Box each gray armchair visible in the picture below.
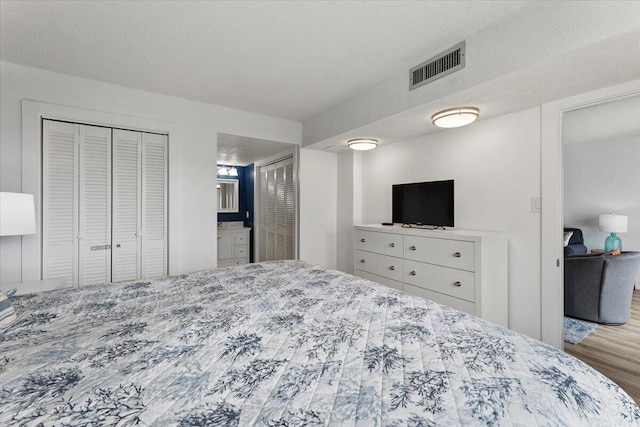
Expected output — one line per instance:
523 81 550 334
564 251 640 325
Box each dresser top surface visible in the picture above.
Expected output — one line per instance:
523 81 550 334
355 224 506 241
218 227 252 233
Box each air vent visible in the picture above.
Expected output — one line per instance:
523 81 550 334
409 41 465 91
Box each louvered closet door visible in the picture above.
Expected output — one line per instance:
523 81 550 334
141 132 168 278
78 125 112 286
112 129 142 282
257 156 295 261
43 120 79 286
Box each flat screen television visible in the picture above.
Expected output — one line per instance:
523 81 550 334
392 180 454 227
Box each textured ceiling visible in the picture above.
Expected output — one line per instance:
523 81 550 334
0 0 530 122
217 133 296 166
563 95 640 145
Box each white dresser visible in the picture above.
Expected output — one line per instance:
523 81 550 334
217 224 251 268
354 224 508 327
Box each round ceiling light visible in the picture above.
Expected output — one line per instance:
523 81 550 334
432 107 479 128
347 138 378 151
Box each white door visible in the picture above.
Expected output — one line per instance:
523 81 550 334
257 156 295 261
78 125 112 286
141 132 168 278
42 120 79 286
112 129 142 282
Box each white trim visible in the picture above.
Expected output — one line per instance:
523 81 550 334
540 79 640 348
21 99 181 281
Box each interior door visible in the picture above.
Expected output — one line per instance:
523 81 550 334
42 120 79 287
141 132 168 278
257 155 295 261
78 124 112 286
112 129 142 282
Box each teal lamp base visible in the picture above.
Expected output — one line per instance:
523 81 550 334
604 232 622 252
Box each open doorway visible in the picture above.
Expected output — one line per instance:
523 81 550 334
540 82 640 406
216 133 299 266
561 95 640 404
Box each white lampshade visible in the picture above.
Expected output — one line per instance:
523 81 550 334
0 192 37 236
599 214 628 233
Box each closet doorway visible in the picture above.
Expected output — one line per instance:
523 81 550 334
216 133 299 264
42 119 168 287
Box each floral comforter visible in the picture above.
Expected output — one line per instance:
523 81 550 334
1 261 638 426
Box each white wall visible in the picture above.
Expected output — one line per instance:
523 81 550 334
351 107 542 338
564 136 640 255
299 149 338 269
0 61 302 285
336 151 355 273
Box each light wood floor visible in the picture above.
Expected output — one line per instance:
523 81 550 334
564 289 640 405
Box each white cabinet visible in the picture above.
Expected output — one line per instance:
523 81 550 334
354 225 508 327
218 227 251 267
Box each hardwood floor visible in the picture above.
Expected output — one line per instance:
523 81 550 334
564 289 640 405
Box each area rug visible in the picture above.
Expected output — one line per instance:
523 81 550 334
564 316 598 344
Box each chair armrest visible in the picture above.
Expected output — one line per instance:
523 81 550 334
564 244 587 256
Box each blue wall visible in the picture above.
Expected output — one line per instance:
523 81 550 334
218 164 255 262
217 165 253 223
244 164 255 228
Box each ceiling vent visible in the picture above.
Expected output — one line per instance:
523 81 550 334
409 41 465 91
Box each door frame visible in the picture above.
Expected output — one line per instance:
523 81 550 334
540 79 640 348
253 145 300 262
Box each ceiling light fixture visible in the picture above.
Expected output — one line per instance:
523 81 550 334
347 138 378 151
432 107 479 128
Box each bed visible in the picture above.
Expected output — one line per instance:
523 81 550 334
1 261 638 426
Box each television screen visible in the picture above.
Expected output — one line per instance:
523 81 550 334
392 180 454 227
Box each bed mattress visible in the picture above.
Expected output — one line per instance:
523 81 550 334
1 261 638 426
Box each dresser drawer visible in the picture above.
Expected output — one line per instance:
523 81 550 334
404 259 475 302
404 284 475 316
355 250 404 282
355 270 404 291
404 236 475 272
355 230 403 257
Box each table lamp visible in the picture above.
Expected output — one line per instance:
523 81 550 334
0 192 36 236
599 213 628 252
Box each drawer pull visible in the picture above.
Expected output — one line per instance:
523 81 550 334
360 259 366 263
389 266 395 271
453 281 462 287
410 271 416 276
360 238 366 243
409 245 416 251
453 252 462 258
389 242 395 248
